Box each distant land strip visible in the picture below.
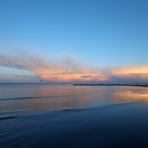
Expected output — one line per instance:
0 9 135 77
73 84 148 87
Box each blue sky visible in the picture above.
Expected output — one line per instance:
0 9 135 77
0 0 148 82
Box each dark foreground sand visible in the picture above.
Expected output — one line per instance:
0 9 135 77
1 102 148 148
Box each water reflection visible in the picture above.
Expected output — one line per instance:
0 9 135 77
0 84 148 114
113 87 148 102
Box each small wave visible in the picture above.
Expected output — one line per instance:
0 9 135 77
0 94 78 101
0 116 17 121
0 96 52 101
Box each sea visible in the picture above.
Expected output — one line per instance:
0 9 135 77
1 84 148 148
0 83 147 115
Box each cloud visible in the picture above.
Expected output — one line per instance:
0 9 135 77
0 53 107 82
107 65 148 83
109 65 148 76
0 52 148 83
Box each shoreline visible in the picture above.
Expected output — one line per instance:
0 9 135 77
0 83 148 87
73 83 148 87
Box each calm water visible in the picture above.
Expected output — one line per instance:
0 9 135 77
1 84 148 148
0 83 148 114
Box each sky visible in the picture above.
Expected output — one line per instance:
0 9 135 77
0 0 148 83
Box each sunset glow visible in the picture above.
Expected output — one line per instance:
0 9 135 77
0 52 148 82
0 0 147 83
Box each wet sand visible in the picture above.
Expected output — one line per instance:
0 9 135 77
1 102 148 148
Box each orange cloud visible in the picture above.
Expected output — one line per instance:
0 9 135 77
109 65 148 77
0 53 108 82
0 52 148 83
32 67 108 82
